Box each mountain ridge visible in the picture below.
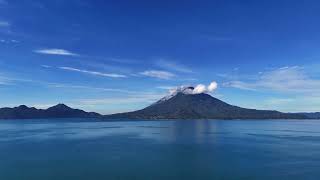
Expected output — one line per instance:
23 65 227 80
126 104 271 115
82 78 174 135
0 93 317 120
105 92 309 120
0 104 101 119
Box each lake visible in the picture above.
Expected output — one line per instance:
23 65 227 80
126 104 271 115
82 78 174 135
0 119 320 180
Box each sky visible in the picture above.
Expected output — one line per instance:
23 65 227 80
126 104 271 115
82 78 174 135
1 0 320 114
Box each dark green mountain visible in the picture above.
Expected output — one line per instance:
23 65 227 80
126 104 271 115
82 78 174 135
106 91 307 120
0 104 101 119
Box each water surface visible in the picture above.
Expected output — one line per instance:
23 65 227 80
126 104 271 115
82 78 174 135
1 119 320 180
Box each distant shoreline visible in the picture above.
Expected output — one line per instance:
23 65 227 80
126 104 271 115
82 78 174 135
1 93 319 120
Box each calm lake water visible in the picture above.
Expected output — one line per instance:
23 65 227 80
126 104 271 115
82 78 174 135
0 119 320 180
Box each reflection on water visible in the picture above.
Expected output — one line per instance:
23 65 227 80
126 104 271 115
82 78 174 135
0 120 226 143
0 119 320 180
2 119 319 143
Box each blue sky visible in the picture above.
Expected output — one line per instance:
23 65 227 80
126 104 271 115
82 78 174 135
1 0 320 114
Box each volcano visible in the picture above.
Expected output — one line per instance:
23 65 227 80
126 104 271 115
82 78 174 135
106 88 306 120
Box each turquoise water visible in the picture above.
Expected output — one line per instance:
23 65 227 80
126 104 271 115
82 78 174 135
1 119 320 180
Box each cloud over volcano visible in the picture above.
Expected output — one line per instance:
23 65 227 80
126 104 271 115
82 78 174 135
169 81 218 95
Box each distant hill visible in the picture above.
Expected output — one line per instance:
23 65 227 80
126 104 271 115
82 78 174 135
0 104 101 119
0 90 314 120
300 112 320 119
106 87 308 120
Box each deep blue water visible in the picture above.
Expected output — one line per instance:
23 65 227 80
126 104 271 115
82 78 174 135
1 119 320 180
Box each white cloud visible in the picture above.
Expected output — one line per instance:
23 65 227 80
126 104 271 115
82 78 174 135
140 70 175 80
193 84 207 94
208 81 218 91
0 75 13 85
0 21 9 27
192 81 218 94
105 57 139 64
34 49 79 56
265 98 295 105
167 81 218 95
41 65 51 68
155 59 193 73
59 66 126 78
0 39 19 44
257 97 320 113
224 66 320 94
0 80 10 85
49 83 135 94
223 81 257 91
223 66 320 112
0 74 132 93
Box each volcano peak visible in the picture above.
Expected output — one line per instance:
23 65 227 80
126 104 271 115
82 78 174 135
106 92 306 119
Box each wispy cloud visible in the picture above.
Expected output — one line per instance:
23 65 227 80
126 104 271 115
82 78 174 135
0 74 135 94
34 49 79 56
255 96 320 113
0 74 13 85
41 65 51 68
265 98 295 105
157 86 177 90
59 66 127 78
0 21 9 27
78 59 135 74
0 39 19 44
224 66 320 94
0 79 11 85
77 92 165 106
140 70 175 80
81 55 140 65
155 59 193 73
223 81 258 91
49 83 135 94
104 57 139 64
